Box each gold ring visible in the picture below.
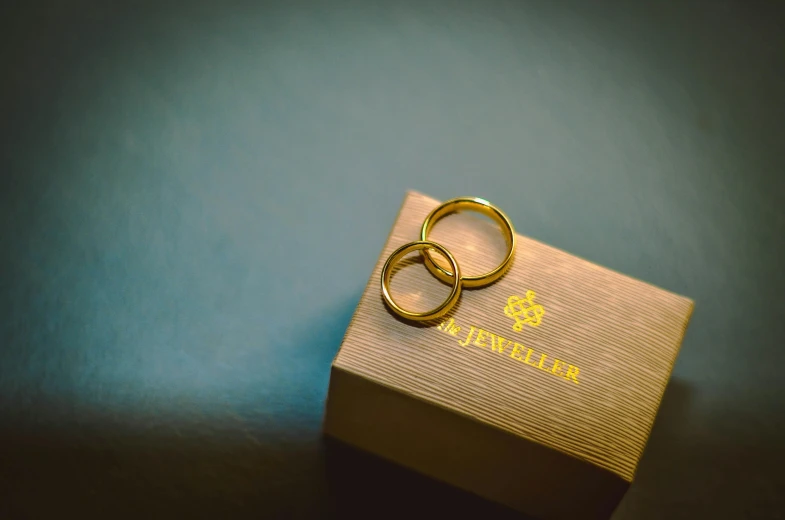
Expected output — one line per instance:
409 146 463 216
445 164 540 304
381 241 462 321
420 197 515 288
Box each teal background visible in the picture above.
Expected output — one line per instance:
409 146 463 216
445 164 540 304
1 1 783 518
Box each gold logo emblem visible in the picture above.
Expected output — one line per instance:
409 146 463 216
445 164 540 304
504 291 545 332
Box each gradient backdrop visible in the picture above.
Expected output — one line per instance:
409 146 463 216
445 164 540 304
1 1 783 518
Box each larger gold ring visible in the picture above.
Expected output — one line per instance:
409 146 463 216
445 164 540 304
420 197 515 288
381 241 462 321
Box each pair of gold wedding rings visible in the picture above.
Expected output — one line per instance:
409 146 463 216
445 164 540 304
381 197 516 322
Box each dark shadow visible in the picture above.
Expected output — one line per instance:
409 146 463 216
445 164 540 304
0 426 329 518
323 437 530 520
646 377 695 436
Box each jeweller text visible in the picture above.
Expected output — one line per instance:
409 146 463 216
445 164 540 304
436 317 580 384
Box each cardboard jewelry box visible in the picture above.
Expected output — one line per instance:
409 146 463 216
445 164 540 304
323 191 694 519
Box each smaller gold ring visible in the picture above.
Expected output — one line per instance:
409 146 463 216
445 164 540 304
420 197 515 288
381 241 462 322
